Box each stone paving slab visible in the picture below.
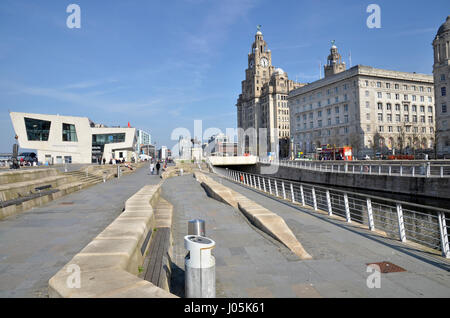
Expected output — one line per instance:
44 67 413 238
166 173 450 298
0 163 161 298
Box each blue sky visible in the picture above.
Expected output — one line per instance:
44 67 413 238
0 0 448 152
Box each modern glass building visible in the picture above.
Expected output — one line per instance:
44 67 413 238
10 112 138 164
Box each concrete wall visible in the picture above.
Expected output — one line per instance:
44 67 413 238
233 163 450 200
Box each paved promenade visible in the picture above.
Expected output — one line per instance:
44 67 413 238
166 173 450 298
0 164 160 297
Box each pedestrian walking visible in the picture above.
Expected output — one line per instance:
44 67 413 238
150 162 155 175
156 161 161 175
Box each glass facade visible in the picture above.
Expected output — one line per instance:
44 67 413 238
91 133 126 163
62 123 78 142
25 117 51 141
92 133 126 145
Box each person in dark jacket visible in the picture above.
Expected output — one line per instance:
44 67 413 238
156 161 161 175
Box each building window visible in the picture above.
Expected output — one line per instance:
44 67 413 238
443 103 448 113
386 103 392 110
379 126 384 132
92 133 126 145
395 104 400 111
441 86 446 96
377 92 382 98
366 113 370 120
428 106 433 113
377 103 383 110
344 104 348 112
404 105 409 112
24 117 51 141
412 105 417 112
62 123 78 142
378 113 383 122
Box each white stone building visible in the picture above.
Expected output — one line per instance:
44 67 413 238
289 44 435 158
433 16 450 157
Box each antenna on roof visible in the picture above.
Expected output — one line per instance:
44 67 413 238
319 61 322 79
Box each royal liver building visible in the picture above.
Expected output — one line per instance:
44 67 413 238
236 27 304 158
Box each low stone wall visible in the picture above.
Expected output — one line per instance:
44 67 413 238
0 168 60 185
194 172 312 260
48 183 177 298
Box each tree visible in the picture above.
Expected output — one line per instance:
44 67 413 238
349 131 362 158
372 132 382 157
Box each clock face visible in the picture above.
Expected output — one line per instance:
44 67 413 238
260 57 269 68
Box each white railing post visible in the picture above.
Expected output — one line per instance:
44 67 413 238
369 165 372 174
389 166 392 176
438 212 450 258
352 165 355 173
275 180 279 197
268 179 272 195
367 198 375 231
378 165 381 175
344 193 351 223
263 177 267 193
441 166 444 178
300 185 305 206
282 181 286 200
412 166 415 177
253 175 257 188
326 190 332 216
290 183 295 203
258 176 262 191
312 187 318 211
426 162 431 178
400 166 403 176
396 203 407 242
345 163 348 173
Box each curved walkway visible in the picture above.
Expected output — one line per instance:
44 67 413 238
167 173 450 298
0 164 160 297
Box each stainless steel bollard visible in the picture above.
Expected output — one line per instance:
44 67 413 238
188 219 205 237
117 165 121 179
184 235 216 298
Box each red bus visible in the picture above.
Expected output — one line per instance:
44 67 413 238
317 146 353 161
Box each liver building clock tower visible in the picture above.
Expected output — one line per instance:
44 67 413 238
236 26 304 157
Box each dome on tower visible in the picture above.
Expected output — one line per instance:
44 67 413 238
274 68 285 75
436 16 450 37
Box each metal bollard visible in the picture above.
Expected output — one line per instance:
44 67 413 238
117 165 121 179
188 219 206 237
184 235 216 298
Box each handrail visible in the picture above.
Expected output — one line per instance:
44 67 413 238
258 158 450 178
214 167 450 259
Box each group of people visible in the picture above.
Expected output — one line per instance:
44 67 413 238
149 161 161 175
149 160 169 176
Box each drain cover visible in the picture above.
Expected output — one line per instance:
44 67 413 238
367 262 406 273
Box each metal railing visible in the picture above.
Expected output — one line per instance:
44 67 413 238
212 166 450 259
258 158 450 178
